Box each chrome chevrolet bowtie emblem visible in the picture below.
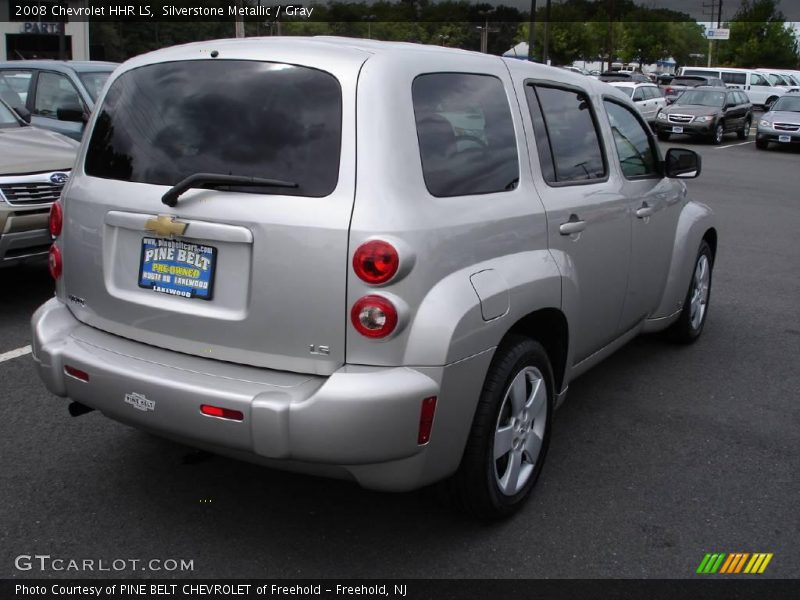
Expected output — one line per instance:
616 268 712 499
144 214 188 237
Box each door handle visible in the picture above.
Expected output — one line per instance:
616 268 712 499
636 203 656 219
559 216 587 235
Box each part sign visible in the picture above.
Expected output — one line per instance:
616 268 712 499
138 237 217 300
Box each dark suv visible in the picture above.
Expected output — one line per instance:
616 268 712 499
655 87 753 144
664 75 725 104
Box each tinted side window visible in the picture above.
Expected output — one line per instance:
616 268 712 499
604 101 659 179
525 85 606 184
721 72 746 85
413 73 519 197
34 72 82 117
85 60 342 197
749 73 768 86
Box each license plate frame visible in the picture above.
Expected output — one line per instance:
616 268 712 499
779 134 791 143
138 237 217 301
672 126 684 134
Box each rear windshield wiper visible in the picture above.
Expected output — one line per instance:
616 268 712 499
162 173 299 207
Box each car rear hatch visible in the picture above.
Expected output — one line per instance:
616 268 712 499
59 44 366 376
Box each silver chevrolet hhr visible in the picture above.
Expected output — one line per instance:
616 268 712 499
32 37 716 519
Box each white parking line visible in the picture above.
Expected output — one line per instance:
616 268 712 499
0 345 32 364
714 141 754 150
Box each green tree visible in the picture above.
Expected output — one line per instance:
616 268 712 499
717 0 799 67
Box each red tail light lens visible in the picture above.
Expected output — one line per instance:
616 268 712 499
48 243 62 280
666 86 673 95
351 295 398 338
418 396 437 444
48 200 63 238
353 240 399 284
200 404 244 421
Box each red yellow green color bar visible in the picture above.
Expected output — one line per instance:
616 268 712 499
697 553 773 574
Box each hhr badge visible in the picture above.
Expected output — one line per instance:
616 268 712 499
125 392 155 412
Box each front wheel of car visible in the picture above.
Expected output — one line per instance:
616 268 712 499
737 119 751 140
668 240 714 344
712 123 724 145
756 139 769 150
444 335 553 520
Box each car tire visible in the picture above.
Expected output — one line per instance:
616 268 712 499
755 139 769 150
657 132 670 141
668 240 714 344
711 123 724 145
443 335 553 520
737 119 751 140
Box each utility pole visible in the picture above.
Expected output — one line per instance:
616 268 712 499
477 9 498 54
527 0 537 61
702 0 721 67
234 0 245 38
542 0 552 65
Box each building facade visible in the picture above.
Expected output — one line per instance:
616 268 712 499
1 1 90 61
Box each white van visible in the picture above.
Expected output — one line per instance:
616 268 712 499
679 67 786 108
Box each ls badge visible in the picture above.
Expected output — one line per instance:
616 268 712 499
125 392 155 412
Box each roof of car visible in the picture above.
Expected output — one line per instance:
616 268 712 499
0 60 118 72
608 81 654 88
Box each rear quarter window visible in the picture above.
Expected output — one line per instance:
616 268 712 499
412 73 519 197
85 60 342 197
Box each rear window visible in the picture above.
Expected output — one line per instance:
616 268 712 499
85 60 342 197
412 73 519 197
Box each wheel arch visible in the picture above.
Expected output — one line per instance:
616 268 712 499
499 308 569 395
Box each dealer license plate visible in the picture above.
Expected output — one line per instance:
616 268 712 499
779 135 791 143
672 126 684 134
138 237 217 300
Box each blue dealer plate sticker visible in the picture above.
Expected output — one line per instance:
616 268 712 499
138 237 217 300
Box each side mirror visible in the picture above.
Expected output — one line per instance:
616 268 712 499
57 104 86 123
665 148 701 179
13 106 31 123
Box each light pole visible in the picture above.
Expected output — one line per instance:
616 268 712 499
439 34 450 47
527 0 537 61
362 14 377 39
477 8 497 54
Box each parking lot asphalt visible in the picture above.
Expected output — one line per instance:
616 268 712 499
1 137 798 580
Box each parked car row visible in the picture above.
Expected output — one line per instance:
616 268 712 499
679 67 797 109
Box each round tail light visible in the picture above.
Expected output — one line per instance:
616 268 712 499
49 200 63 238
48 243 62 280
353 240 399 285
351 295 398 338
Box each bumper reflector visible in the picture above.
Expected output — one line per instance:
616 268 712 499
417 396 437 445
200 404 244 421
64 365 89 382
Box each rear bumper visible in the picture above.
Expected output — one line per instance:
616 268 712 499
32 298 489 491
